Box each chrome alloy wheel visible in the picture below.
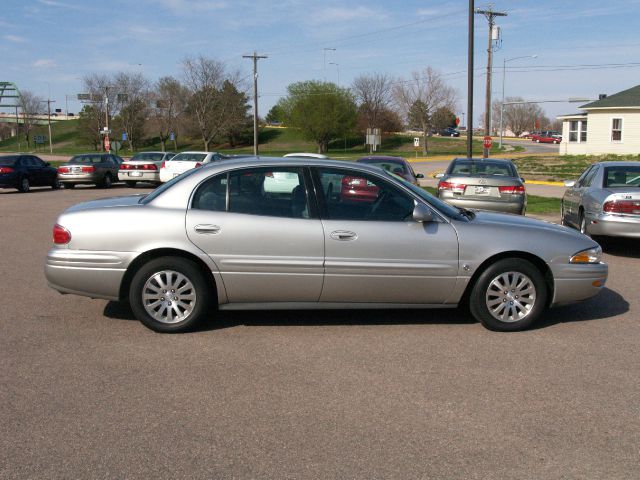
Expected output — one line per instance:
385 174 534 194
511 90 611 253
142 270 197 324
485 271 537 323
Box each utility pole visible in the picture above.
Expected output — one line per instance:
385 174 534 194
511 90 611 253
243 51 268 156
47 98 55 154
323 48 336 81
476 5 507 157
466 0 475 158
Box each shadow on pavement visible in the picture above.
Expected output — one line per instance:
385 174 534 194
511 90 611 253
104 287 626 332
599 237 640 259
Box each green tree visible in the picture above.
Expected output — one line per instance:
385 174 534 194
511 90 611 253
431 107 457 131
280 81 357 153
265 104 285 125
76 104 102 151
219 80 251 147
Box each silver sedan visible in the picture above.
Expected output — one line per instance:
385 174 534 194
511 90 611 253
45 157 607 333
562 161 640 238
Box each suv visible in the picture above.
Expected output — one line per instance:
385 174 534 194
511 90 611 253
58 153 123 189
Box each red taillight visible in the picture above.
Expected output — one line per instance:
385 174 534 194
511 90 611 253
58 166 70 174
80 166 95 173
603 200 640 215
498 185 526 195
143 163 157 170
160 160 166 169
120 163 131 170
53 224 71 245
342 176 366 187
195 162 203 168
0 166 14 174
264 172 274 177
438 181 465 194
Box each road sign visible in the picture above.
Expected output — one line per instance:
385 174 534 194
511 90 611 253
111 141 121 153
455 117 460 126
413 137 420 147
483 136 492 149
122 132 127 141
34 135 46 144
104 136 111 152
169 132 175 141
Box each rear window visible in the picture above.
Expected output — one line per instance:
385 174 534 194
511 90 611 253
170 153 207 162
358 158 406 174
0 156 18 166
131 153 165 162
448 160 515 176
603 166 640 188
69 155 103 164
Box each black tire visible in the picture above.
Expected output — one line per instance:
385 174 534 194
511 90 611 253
18 176 30 193
51 178 61 190
469 258 547 332
125 181 137 188
129 256 213 333
100 173 112 189
62 183 75 189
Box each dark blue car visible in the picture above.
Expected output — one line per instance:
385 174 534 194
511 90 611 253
0 154 60 193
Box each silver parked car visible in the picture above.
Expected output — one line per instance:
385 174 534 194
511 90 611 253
437 158 527 215
45 157 607 333
118 151 175 187
562 161 640 238
57 153 123 189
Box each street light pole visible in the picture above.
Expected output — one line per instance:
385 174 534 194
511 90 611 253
323 48 336 81
329 62 340 85
466 0 474 159
499 55 537 149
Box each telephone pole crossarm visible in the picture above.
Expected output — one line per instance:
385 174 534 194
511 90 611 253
242 51 268 156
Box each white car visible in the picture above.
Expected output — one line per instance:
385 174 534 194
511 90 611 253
118 151 175 187
159 151 224 183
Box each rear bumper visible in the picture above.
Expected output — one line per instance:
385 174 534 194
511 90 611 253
118 171 160 183
587 213 640 238
439 195 525 215
550 262 608 306
58 173 100 184
44 248 135 301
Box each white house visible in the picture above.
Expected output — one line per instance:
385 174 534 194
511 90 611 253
558 85 640 155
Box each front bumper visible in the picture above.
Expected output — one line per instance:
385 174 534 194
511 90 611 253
587 213 640 238
550 262 608 306
45 248 136 301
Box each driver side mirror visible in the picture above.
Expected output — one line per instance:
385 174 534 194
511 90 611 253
564 180 576 188
435 173 444 179
415 173 424 179
412 202 434 223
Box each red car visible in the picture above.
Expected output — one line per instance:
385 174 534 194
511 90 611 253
340 175 380 202
536 134 561 144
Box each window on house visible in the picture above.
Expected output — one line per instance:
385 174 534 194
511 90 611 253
580 121 587 142
569 121 579 142
611 118 623 142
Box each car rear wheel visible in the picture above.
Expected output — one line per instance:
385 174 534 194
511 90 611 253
125 181 137 188
51 178 61 190
129 256 213 333
469 258 547 332
18 177 30 193
101 173 112 189
62 183 75 189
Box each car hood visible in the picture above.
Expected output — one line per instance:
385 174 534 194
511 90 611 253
469 210 577 235
65 194 146 213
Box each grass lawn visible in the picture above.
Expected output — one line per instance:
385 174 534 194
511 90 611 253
514 154 640 182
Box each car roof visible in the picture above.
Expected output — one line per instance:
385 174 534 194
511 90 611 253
595 161 640 167
173 151 216 155
452 157 514 163
357 156 406 162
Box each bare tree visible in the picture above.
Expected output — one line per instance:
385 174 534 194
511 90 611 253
491 97 548 136
149 76 189 151
112 72 150 151
18 90 44 147
393 67 456 155
352 73 394 131
182 55 245 151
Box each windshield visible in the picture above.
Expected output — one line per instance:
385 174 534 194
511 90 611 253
385 171 465 219
170 153 207 162
140 167 200 204
131 152 165 162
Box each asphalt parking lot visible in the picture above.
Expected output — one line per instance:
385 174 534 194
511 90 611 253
2 185 639 479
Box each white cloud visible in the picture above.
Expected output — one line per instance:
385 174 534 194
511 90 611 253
3 35 26 43
33 58 57 68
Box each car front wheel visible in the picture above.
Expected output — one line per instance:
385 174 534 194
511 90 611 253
129 256 213 333
469 258 547 332
18 177 30 193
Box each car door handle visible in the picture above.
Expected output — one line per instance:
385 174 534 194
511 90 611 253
330 230 357 241
194 224 221 234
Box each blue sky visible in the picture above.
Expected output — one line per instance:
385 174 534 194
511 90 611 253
2 0 640 125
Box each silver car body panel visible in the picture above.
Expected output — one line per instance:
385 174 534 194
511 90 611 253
45 157 607 314
562 161 640 238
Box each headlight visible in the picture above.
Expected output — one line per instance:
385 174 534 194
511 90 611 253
570 246 602 264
